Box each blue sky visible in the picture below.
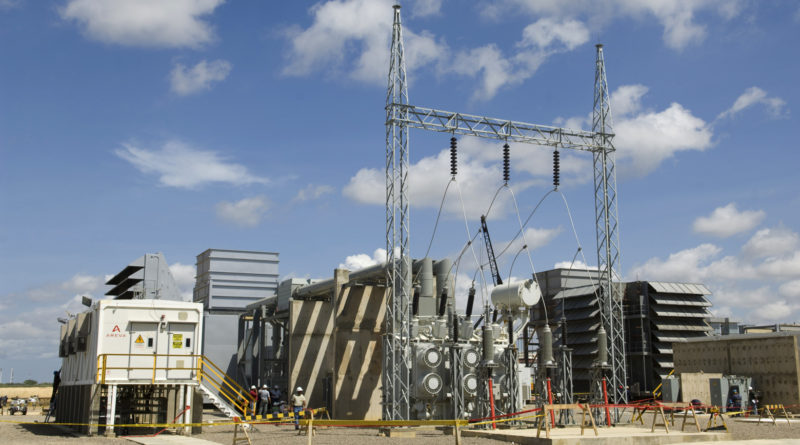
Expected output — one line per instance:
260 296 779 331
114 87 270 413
1 0 798 382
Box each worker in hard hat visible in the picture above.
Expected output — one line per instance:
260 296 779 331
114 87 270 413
258 384 271 416
249 385 258 416
291 387 307 430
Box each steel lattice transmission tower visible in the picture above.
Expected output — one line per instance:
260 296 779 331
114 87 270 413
592 44 627 410
384 6 626 419
384 4 412 421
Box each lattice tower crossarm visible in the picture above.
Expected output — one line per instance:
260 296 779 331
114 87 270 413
384 3 411 421
591 43 627 412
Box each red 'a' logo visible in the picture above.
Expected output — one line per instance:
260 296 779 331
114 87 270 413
112 325 121 333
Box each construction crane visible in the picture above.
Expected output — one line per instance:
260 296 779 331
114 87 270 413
480 215 503 287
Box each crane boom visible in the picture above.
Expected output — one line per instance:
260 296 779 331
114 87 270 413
480 215 503 286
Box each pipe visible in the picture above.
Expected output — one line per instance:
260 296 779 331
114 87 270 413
419 258 434 298
412 288 420 316
294 258 426 298
547 377 554 428
434 258 452 311
482 325 494 366
602 377 611 426
488 377 497 430
539 325 554 367
597 326 608 367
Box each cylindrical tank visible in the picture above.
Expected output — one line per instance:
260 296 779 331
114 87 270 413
482 325 495 366
597 325 608 366
491 279 541 309
434 258 452 308
539 325 554 366
420 258 434 298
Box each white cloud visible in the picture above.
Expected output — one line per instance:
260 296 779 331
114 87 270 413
169 262 196 301
216 196 269 227
553 260 597 270
0 0 20 10
170 59 232 96
344 138 543 218
556 84 713 176
59 0 224 48
518 18 589 51
692 203 765 238
628 243 721 283
339 248 387 270
294 184 334 201
115 140 268 189
282 0 445 84
485 0 741 50
779 280 800 298
614 102 713 175
742 227 799 259
718 86 787 119
610 84 648 117
411 0 443 17
497 227 563 261
26 273 105 303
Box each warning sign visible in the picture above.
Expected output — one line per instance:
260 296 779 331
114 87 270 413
135 335 144 344
172 334 183 349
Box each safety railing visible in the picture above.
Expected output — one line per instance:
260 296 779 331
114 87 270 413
652 369 675 399
95 353 254 416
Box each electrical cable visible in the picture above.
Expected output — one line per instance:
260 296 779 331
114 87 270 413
425 179 455 259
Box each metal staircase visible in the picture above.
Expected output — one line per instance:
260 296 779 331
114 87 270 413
197 355 253 419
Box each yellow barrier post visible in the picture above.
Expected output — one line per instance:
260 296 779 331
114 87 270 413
102 355 108 384
307 410 314 445
453 418 462 445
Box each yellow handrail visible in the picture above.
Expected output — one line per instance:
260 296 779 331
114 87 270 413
95 353 255 416
653 369 675 399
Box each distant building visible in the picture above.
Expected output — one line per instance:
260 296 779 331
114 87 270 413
531 269 713 395
674 332 800 407
741 323 800 334
708 317 743 336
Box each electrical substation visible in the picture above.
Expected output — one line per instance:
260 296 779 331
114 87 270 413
44 4 800 443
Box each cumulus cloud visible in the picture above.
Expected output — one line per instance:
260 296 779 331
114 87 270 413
169 262 196 301
339 248 387 270
294 184 334 201
692 203 765 238
170 59 232 96
718 86 787 119
779 280 800 298
483 0 741 50
411 0 443 17
553 260 597 270
518 18 589 51
216 196 269 227
26 273 105 303
449 17 589 101
497 227 563 262
282 0 446 84
742 227 799 259
628 243 722 283
344 137 591 218
555 84 713 177
115 140 268 189
59 0 224 48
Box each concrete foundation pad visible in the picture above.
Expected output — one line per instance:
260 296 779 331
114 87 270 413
380 428 417 438
462 426 731 445
126 435 222 445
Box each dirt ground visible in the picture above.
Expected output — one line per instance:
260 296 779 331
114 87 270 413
1 409 800 444
0 387 53 399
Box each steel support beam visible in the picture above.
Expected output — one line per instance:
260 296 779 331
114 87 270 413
592 44 627 415
383 6 624 421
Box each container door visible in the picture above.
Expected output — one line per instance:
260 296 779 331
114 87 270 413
167 323 195 380
128 322 158 380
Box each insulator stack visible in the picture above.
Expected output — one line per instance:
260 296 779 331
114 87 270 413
553 149 560 189
450 137 457 176
503 143 510 183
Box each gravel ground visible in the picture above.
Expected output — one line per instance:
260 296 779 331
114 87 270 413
2 410 800 444
628 411 800 441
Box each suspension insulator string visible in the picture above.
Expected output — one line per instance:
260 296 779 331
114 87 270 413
503 143 510 184
450 136 458 177
553 148 560 190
